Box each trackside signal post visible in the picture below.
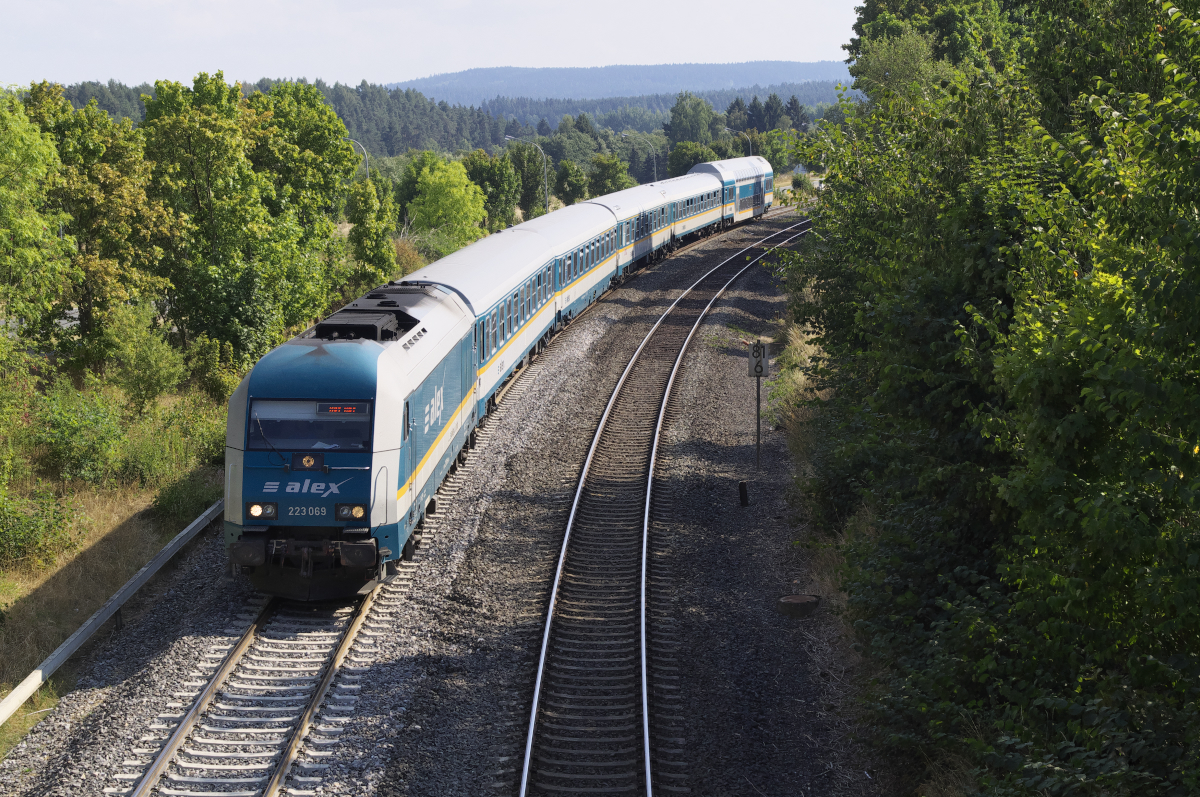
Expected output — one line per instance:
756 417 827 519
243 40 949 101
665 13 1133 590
749 341 769 467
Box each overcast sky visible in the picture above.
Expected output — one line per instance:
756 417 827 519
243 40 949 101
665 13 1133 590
2 0 859 87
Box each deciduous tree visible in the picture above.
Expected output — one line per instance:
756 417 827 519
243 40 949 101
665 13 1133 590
554 159 589 205
667 141 718 177
22 82 173 366
461 149 520 231
588 154 635 197
663 91 715 145
346 177 397 283
245 81 358 233
507 141 549 218
142 71 333 359
0 90 71 325
406 160 486 255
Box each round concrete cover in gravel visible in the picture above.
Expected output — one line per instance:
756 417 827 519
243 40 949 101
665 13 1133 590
776 594 820 618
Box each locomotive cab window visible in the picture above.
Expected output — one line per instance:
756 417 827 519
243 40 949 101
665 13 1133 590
248 400 372 452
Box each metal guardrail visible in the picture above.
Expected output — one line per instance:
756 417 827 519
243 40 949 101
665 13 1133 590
0 499 225 728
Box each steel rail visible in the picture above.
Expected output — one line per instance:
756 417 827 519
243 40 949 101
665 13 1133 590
130 597 278 797
639 223 811 792
518 217 811 796
262 583 382 796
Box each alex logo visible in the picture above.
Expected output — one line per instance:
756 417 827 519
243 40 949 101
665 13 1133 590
263 478 351 498
423 385 443 434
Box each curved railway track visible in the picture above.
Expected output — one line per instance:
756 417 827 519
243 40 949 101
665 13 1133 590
519 218 812 796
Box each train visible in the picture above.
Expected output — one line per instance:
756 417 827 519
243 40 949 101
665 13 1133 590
223 156 774 599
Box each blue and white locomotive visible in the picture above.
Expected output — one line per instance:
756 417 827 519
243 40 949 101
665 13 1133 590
223 156 773 599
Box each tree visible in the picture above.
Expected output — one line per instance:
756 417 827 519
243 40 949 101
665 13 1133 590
106 302 185 413
346 178 397 284
746 96 766 132
667 141 718 177
22 82 173 366
461 149 520 231
543 131 597 170
757 129 794 173
588 154 635 197
663 91 715 145
848 24 955 99
245 81 358 232
142 72 333 359
508 141 549 218
554 160 589 205
763 93 786 131
536 118 552 136
574 113 595 137
725 97 748 131
784 95 810 130
406 160 486 255
395 150 443 221
0 90 71 325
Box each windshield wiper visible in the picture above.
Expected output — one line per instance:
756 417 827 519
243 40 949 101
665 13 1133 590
255 415 288 466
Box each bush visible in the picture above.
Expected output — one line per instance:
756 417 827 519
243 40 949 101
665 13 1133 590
393 237 426 277
107 304 186 413
187 335 241 403
0 488 72 570
151 467 223 529
36 379 126 483
119 393 225 486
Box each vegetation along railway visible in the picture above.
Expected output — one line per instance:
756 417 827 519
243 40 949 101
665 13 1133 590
12 157 805 796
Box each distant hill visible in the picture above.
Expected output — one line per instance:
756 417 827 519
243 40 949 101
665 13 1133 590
61 71 854 157
389 62 851 106
482 81 852 130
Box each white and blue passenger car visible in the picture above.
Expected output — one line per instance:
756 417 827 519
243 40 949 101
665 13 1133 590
224 156 773 599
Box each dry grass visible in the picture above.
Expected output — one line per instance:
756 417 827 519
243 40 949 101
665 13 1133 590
776 320 904 795
788 507 900 796
0 486 152 684
0 473 220 757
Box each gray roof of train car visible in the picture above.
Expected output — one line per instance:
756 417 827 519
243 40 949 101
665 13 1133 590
402 203 615 314
583 173 722 217
689 155 773 182
400 157 765 315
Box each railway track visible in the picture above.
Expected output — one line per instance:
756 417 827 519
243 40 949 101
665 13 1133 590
519 218 812 796
100 563 427 796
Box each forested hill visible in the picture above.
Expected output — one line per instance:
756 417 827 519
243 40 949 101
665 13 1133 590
62 80 155 121
388 61 851 105
60 75 847 157
480 81 849 129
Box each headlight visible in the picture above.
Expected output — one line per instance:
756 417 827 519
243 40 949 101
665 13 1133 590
336 503 368 520
246 502 277 520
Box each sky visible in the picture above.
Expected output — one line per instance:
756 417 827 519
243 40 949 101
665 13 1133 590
1 0 859 87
